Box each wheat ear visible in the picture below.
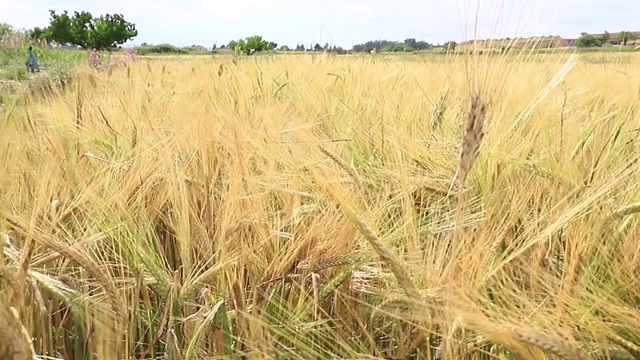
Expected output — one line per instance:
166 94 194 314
448 91 487 195
511 326 589 360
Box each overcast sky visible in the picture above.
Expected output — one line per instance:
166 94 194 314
0 0 636 48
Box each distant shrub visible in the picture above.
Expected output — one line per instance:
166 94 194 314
576 33 602 48
136 44 188 55
383 43 414 52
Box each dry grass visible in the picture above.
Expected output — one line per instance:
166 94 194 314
2 50 640 359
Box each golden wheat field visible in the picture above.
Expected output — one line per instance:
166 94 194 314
2 51 640 359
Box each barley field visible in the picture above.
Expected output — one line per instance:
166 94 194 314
2 50 640 359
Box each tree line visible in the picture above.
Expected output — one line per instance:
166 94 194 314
575 31 637 47
16 10 638 54
19 10 445 54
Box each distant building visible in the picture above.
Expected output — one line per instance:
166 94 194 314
458 35 568 49
565 31 640 46
444 31 640 50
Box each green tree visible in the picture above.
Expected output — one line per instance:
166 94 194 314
404 38 417 49
576 32 601 47
601 30 610 44
43 10 137 50
227 35 276 55
89 14 138 49
69 11 93 48
28 27 46 41
44 11 74 45
618 31 636 46
444 41 457 51
228 39 245 54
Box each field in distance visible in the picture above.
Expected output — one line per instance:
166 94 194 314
2 51 640 359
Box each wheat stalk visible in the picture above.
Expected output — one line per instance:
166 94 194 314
318 144 366 193
4 215 124 346
351 214 422 302
608 334 640 360
430 86 450 130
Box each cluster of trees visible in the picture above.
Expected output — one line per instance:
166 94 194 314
576 30 637 47
227 36 277 55
28 10 137 50
286 43 347 54
352 38 434 52
279 38 444 54
22 9 640 56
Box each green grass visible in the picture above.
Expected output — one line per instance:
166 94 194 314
0 40 115 109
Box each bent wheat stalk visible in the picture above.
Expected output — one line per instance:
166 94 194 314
511 326 590 360
448 91 487 196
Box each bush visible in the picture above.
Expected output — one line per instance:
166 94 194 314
383 43 414 52
576 33 602 48
136 44 189 55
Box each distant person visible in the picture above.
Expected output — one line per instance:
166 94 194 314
25 46 40 72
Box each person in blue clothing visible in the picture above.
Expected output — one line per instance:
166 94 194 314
25 46 40 72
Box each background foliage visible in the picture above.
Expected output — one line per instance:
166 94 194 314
39 10 138 50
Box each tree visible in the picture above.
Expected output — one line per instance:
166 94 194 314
404 38 417 49
414 40 432 50
618 31 636 46
444 41 457 51
44 11 74 45
227 35 276 55
28 27 46 41
601 30 610 44
43 10 137 50
576 32 601 47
